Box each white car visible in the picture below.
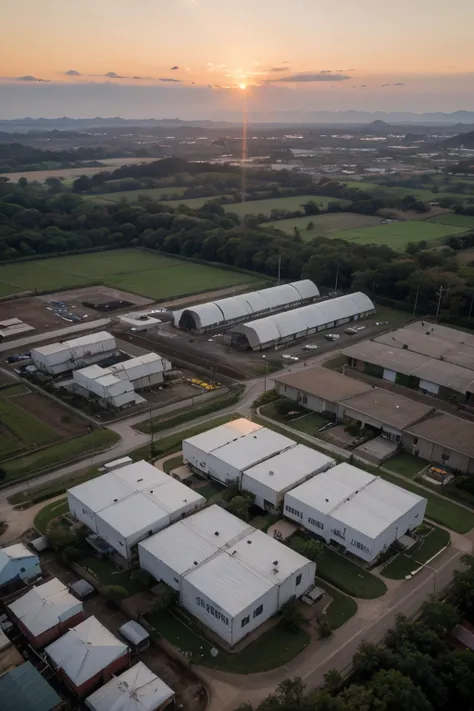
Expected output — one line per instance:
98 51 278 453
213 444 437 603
303 344 318 351
282 354 299 361
324 333 340 341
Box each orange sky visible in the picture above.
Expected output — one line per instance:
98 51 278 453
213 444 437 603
1 0 473 117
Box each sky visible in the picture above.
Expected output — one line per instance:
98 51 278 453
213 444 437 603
1 0 474 119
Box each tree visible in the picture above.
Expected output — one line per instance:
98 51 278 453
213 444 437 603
324 669 343 694
303 201 320 216
306 221 314 231
420 601 460 636
453 555 474 623
318 619 333 639
290 536 324 562
281 598 305 631
366 669 433 711
102 585 128 602
228 495 250 521
152 585 179 612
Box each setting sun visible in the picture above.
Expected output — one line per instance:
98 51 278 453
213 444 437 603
239 83 247 90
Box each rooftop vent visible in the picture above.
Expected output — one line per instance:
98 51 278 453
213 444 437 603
193 561 198 566
325 498 329 503
269 470 274 476
272 567 279 574
272 560 278 566
247 540 252 544
113 498 118 502
137 478 143 483
214 531 219 536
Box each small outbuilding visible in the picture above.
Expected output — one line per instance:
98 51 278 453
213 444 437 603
0 661 62 711
85 662 174 711
0 543 41 588
7 577 84 647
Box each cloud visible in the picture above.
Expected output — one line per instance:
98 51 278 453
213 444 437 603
105 71 124 79
265 72 350 83
359 84 367 87
65 70 81 76
281 61 291 64
381 83 390 87
270 67 288 72
159 77 183 83
320 70 332 74
17 75 50 82
98 72 153 80
170 66 180 70
393 82 405 86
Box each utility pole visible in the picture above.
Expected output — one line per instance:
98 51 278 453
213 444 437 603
262 355 268 392
413 285 420 318
436 286 444 320
371 281 377 294
334 265 339 294
277 254 281 286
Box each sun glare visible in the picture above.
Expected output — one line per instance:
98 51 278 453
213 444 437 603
239 83 247 90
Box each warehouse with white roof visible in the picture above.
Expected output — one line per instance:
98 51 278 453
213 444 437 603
231 292 375 351
85 662 174 711
31 331 117 375
67 460 205 559
177 279 320 332
284 463 426 562
182 417 298 485
139 505 315 646
242 445 336 511
74 364 137 408
8 577 83 647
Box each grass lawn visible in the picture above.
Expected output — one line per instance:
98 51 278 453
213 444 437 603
0 248 260 299
381 526 451 579
427 213 474 229
163 195 231 209
317 546 387 599
9 465 100 506
265 212 380 237
330 220 467 250
79 557 146 596
34 498 69 533
196 482 225 500
136 390 241 434
384 452 428 479
0 396 59 459
3 429 119 480
379 470 474 533
341 180 470 203
147 607 310 673
90 186 188 203
258 401 333 441
317 580 358 629
163 455 184 474
226 195 348 218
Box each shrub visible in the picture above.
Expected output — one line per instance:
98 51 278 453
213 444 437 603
102 585 128 602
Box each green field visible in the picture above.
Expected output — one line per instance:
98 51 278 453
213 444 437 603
266 212 380 237
331 220 467 250
163 195 230 209
427 213 474 229
91 186 188 203
381 526 450 580
225 194 348 218
0 248 260 299
342 180 471 203
0 396 59 459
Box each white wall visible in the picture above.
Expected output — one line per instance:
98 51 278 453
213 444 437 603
240 476 281 509
182 443 241 484
0 557 41 586
96 515 170 560
275 383 338 415
371 498 427 560
138 546 182 590
67 491 99 532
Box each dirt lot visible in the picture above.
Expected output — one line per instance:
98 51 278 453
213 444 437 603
14 391 89 437
40 553 207 711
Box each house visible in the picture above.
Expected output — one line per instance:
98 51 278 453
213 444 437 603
0 544 41 588
85 662 174 711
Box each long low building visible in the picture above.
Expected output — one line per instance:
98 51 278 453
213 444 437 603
7 578 84 647
176 279 320 332
231 292 375 351
31 331 117 375
139 505 315 646
67 461 205 559
342 339 474 403
404 412 474 474
284 463 427 562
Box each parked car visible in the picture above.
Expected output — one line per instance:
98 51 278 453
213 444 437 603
324 333 340 341
303 344 318 351
344 327 357 335
282 354 299 361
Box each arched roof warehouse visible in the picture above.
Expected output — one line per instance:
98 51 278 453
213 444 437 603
231 292 375 350
177 279 320 331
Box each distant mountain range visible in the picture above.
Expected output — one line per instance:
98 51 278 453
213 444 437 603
2 111 474 132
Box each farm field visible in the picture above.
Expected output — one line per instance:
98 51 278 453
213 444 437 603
0 383 87 461
342 180 473 203
427 213 474 229
0 158 160 183
0 248 260 299
265 212 381 237
330 219 468 250
224 194 348 218
90 186 188 204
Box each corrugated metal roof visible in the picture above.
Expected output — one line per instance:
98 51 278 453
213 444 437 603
113 461 170 490
85 662 173 711
234 292 375 347
32 331 115 357
243 445 335 493
45 617 127 686
145 478 204 513
8 578 81 638
177 504 253 546
215 428 296 471
288 464 374 515
0 661 62 711
97 492 170 537
183 419 262 454
68 474 135 513
139 520 219 575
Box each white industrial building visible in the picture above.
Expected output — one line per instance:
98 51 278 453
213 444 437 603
0 544 40 587
85 662 174 711
0 317 35 339
73 352 172 409
242 445 336 511
176 280 320 332
231 292 375 351
182 417 297 485
67 460 205 559
284 463 427 562
31 331 117 375
139 505 315 646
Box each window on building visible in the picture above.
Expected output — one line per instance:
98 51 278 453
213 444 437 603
441 452 450 462
296 574 302 586
253 605 263 618
285 505 303 519
308 517 323 529
241 615 250 628
413 437 419 445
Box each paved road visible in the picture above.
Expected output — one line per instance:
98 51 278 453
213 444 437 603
0 318 112 353
200 542 470 711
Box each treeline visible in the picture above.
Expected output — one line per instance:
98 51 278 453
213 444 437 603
1 180 474 325
235 556 474 711
0 142 131 173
